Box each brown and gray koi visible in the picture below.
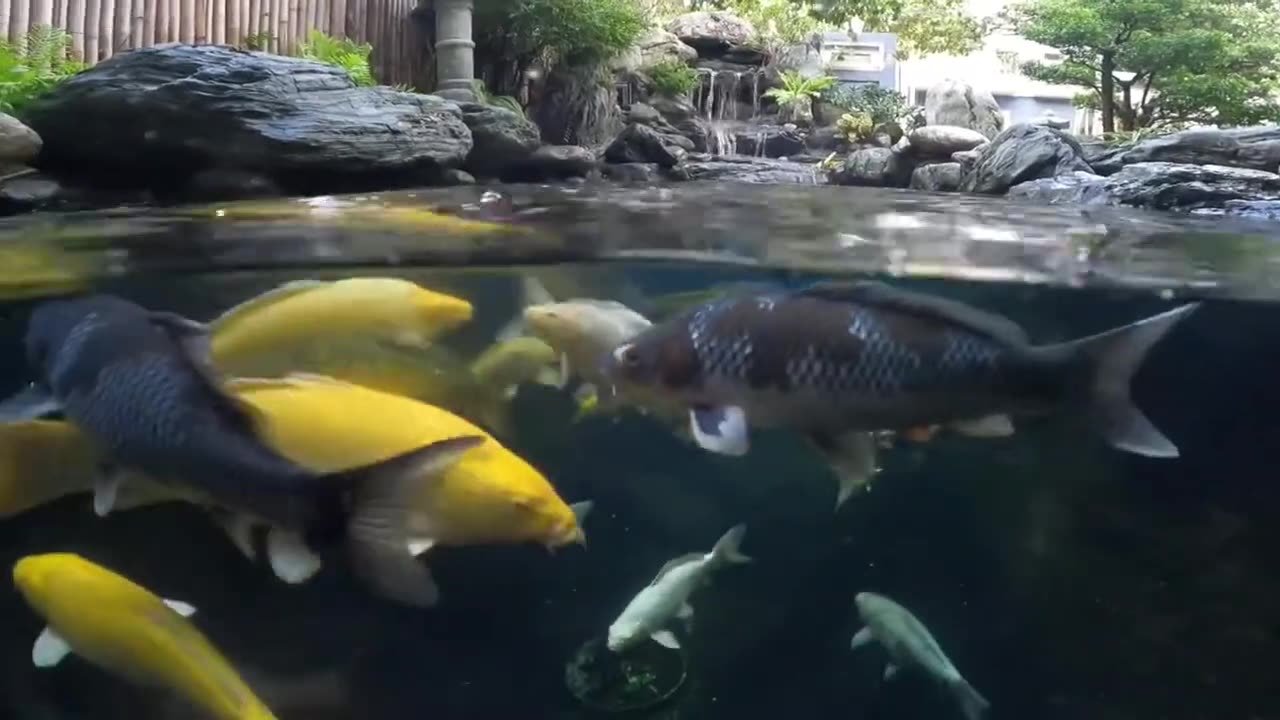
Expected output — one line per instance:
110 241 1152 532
601 281 1199 506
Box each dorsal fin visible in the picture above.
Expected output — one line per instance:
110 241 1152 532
795 281 1030 346
649 553 704 586
207 279 329 333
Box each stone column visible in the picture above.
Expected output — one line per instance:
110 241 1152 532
434 0 477 102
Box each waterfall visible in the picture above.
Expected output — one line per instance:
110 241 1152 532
689 67 767 157
707 122 737 155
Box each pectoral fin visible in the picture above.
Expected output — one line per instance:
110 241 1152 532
93 468 121 517
811 430 878 509
883 663 900 681
677 603 695 631
650 629 681 650
0 383 62 423
32 627 71 668
850 626 875 651
407 538 436 557
689 406 749 456
950 414 1014 438
162 599 197 617
266 528 323 585
212 511 259 561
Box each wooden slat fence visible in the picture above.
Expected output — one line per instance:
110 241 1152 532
0 0 429 87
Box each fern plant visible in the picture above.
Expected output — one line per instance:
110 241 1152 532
471 79 524 116
764 71 836 124
241 31 275 51
0 26 85 115
298 29 375 87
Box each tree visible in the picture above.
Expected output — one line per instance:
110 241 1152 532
792 0 984 58
1005 0 1280 133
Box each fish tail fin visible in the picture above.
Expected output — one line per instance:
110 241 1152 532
1047 303 1199 459
323 436 486 608
711 523 752 565
950 677 991 720
495 275 557 343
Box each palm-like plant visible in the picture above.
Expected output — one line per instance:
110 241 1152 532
763 70 836 124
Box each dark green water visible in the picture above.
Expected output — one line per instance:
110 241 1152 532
0 183 1276 720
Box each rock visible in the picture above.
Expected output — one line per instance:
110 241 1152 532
666 11 756 54
603 162 663 183
1190 199 1280 220
649 96 710 152
612 27 697 73
874 122 905 147
735 125 805 158
721 45 767 66
183 168 281 201
0 171 62 213
908 125 988 157
0 113 41 165
504 145 598 182
605 123 691 168
829 147 913 187
771 43 824 78
959 123 1091 195
805 126 842 151
21 44 472 193
680 156 820 184
1006 163 1280 211
458 102 541 179
924 79 1004 139
1090 126 1280 175
910 162 962 192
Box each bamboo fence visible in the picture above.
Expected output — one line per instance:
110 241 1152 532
0 0 429 87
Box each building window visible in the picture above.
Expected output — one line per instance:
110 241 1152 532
827 42 885 72
914 89 927 105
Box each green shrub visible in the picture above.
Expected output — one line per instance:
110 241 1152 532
479 0 646 68
648 60 698 97
0 26 85 115
471 79 525 115
298 29 374 87
822 83 916 127
835 111 873 143
241 31 274 51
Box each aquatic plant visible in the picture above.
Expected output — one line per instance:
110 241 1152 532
835 111 873 143
648 60 699 98
0 26 85 116
471 79 525 115
763 70 836 123
297 29 375 87
241 31 275 51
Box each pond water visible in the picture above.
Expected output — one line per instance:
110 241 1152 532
0 182 1276 720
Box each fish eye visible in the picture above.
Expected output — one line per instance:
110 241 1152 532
613 344 641 368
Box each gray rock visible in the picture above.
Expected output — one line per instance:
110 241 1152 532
0 172 61 213
771 43 824 78
924 79 1004 139
21 44 472 192
0 113 41 165
1090 125 1280 175
442 168 477 185
611 27 697 73
829 146 914 187
666 11 756 53
505 145 598 181
648 96 709 152
605 123 691 168
680 156 821 184
459 102 541 179
735 125 806 158
1190 199 1280 220
910 162 962 192
908 125 988 157
1006 162 1280 211
959 123 1091 194
805 126 842 152
184 168 280 201
722 45 767 66
603 162 663 182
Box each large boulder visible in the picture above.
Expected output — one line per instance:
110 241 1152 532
1190 199 1280 221
20 44 472 194
458 102 541 179
924 79 1004 139
1090 126 1280 175
829 146 914 187
0 113 41 169
735 125 806 158
605 123 693 167
910 162 962 192
611 27 697 73
648 96 710 152
680 156 821 184
959 123 1092 194
665 11 756 54
907 125 988 158
770 43 824 79
1006 162 1280 211
502 144 598 182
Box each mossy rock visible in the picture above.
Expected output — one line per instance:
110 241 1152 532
564 636 687 714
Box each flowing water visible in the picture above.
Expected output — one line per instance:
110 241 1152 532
0 183 1278 720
